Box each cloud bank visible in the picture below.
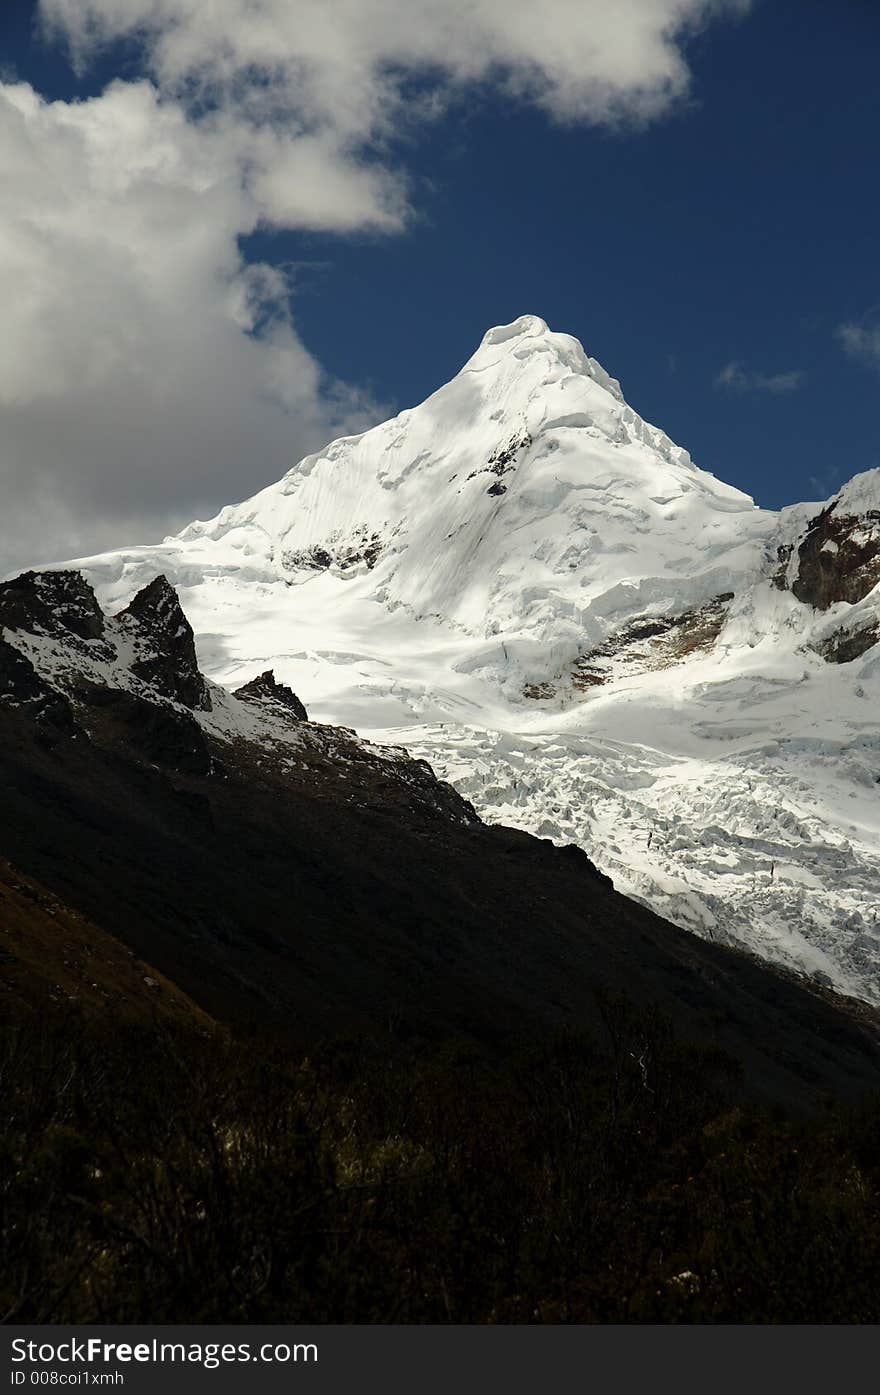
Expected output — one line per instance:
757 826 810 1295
1 0 751 569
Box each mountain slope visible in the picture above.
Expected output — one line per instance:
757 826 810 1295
46 315 880 1002
3 567 880 1110
0 853 213 1026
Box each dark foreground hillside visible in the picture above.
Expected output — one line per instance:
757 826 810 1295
4 1006 880 1324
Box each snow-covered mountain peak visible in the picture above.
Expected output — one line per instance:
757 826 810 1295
176 313 740 552
35 318 880 1005
49 314 779 708
159 315 768 672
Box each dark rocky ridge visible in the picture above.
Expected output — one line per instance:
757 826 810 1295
0 569 214 708
79 682 215 776
117 575 211 711
0 638 76 743
1 571 880 1111
0 569 110 655
234 669 308 721
0 637 51 706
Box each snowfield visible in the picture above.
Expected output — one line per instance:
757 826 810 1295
54 315 880 1002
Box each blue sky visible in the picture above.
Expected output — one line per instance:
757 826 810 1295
1 1 878 567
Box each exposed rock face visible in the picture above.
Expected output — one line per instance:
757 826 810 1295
466 429 533 497
0 570 108 647
0 638 47 705
771 543 794 591
0 568 474 824
117 576 211 711
79 683 213 775
234 669 308 722
815 623 880 665
572 593 734 691
281 524 386 574
791 502 880 610
0 638 76 743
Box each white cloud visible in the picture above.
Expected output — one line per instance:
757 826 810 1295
715 360 804 394
0 1 751 570
42 1 751 130
837 320 880 370
0 78 382 571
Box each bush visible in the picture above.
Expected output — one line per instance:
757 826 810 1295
2 1003 879 1322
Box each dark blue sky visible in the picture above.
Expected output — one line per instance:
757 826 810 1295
4 0 878 512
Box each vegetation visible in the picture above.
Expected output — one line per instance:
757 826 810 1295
3 1000 880 1323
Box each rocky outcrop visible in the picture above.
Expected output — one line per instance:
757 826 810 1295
117 576 211 711
571 593 734 691
467 429 532 497
281 523 385 574
0 638 49 705
0 638 76 744
790 501 880 610
815 622 880 665
0 568 476 824
79 683 213 775
0 570 110 651
234 669 308 722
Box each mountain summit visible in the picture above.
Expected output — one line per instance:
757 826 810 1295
86 315 770 694
45 317 880 1002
